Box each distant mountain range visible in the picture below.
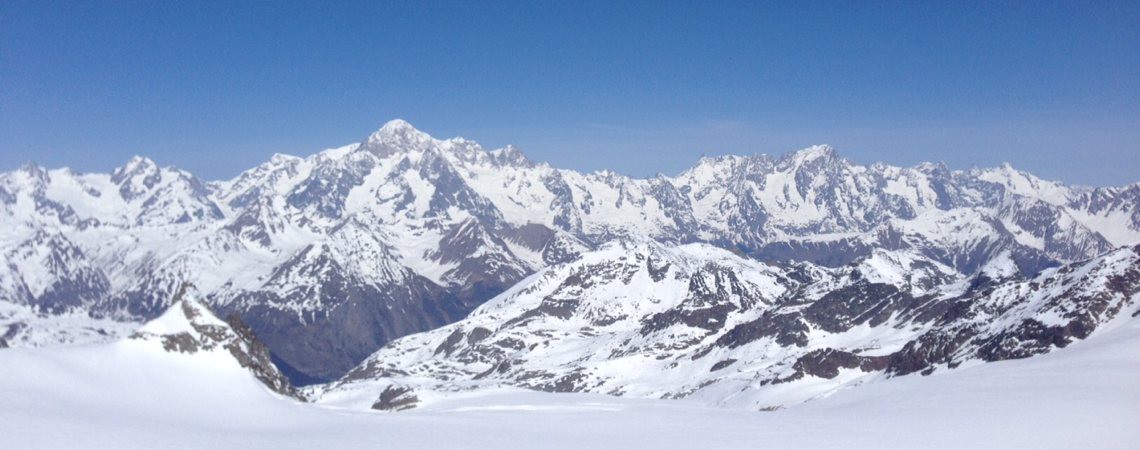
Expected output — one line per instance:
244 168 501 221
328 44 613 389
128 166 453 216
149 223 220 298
2 119 1138 386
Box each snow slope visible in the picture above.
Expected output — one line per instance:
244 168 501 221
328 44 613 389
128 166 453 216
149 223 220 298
1 307 1137 449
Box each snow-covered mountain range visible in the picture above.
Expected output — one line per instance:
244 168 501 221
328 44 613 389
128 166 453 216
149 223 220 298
2 119 1138 383
315 241 1140 410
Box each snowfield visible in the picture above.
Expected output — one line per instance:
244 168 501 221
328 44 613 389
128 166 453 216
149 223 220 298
1 315 1137 449
0 300 136 348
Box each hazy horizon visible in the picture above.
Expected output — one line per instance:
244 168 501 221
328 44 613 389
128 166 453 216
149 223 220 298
6 118 1136 190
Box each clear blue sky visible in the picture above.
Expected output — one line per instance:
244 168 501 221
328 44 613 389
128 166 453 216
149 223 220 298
2 1 1137 185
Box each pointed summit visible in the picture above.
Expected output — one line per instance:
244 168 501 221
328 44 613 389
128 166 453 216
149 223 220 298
17 160 49 184
111 155 159 183
377 118 417 134
18 160 43 173
134 286 223 336
130 284 300 399
780 144 839 165
362 119 436 155
369 119 432 144
123 155 158 171
110 155 165 200
772 145 847 174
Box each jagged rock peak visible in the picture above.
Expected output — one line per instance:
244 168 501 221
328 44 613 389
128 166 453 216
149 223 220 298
117 155 158 172
111 155 161 184
15 160 50 184
18 160 45 174
133 285 223 336
488 144 533 167
130 284 301 400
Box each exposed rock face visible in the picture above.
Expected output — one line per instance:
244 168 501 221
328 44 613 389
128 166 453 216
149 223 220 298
772 349 888 384
320 242 1140 411
0 322 23 348
130 286 300 399
2 120 1138 384
371 385 420 411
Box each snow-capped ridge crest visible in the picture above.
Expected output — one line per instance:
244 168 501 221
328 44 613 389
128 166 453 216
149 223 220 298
376 118 420 135
112 155 158 179
268 153 302 165
592 237 665 255
696 153 773 166
777 144 841 168
362 119 436 155
18 160 47 177
133 284 223 337
4 117 1140 388
488 144 534 167
913 160 951 176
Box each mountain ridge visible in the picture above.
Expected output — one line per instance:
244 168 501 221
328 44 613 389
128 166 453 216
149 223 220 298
2 119 1138 383
315 241 1140 410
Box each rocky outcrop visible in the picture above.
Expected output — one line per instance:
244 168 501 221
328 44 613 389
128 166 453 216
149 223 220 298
130 285 301 399
371 385 420 411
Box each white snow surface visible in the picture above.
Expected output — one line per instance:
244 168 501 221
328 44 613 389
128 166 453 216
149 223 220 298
135 294 225 335
0 300 137 348
1 309 1137 449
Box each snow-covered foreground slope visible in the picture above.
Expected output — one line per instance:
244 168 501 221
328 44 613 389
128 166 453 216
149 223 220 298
1 310 1137 449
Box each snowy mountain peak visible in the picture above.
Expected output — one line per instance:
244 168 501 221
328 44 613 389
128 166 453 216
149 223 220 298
132 284 217 332
269 153 302 165
116 155 158 173
129 284 299 398
13 161 50 187
364 119 435 154
780 144 839 166
378 118 418 133
111 155 161 187
913 161 950 176
135 288 224 336
488 145 533 167
693 154 763 167
18 160 46 176
976 161 1071 205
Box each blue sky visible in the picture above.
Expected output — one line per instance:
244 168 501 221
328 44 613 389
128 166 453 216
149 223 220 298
1 1 1137 185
